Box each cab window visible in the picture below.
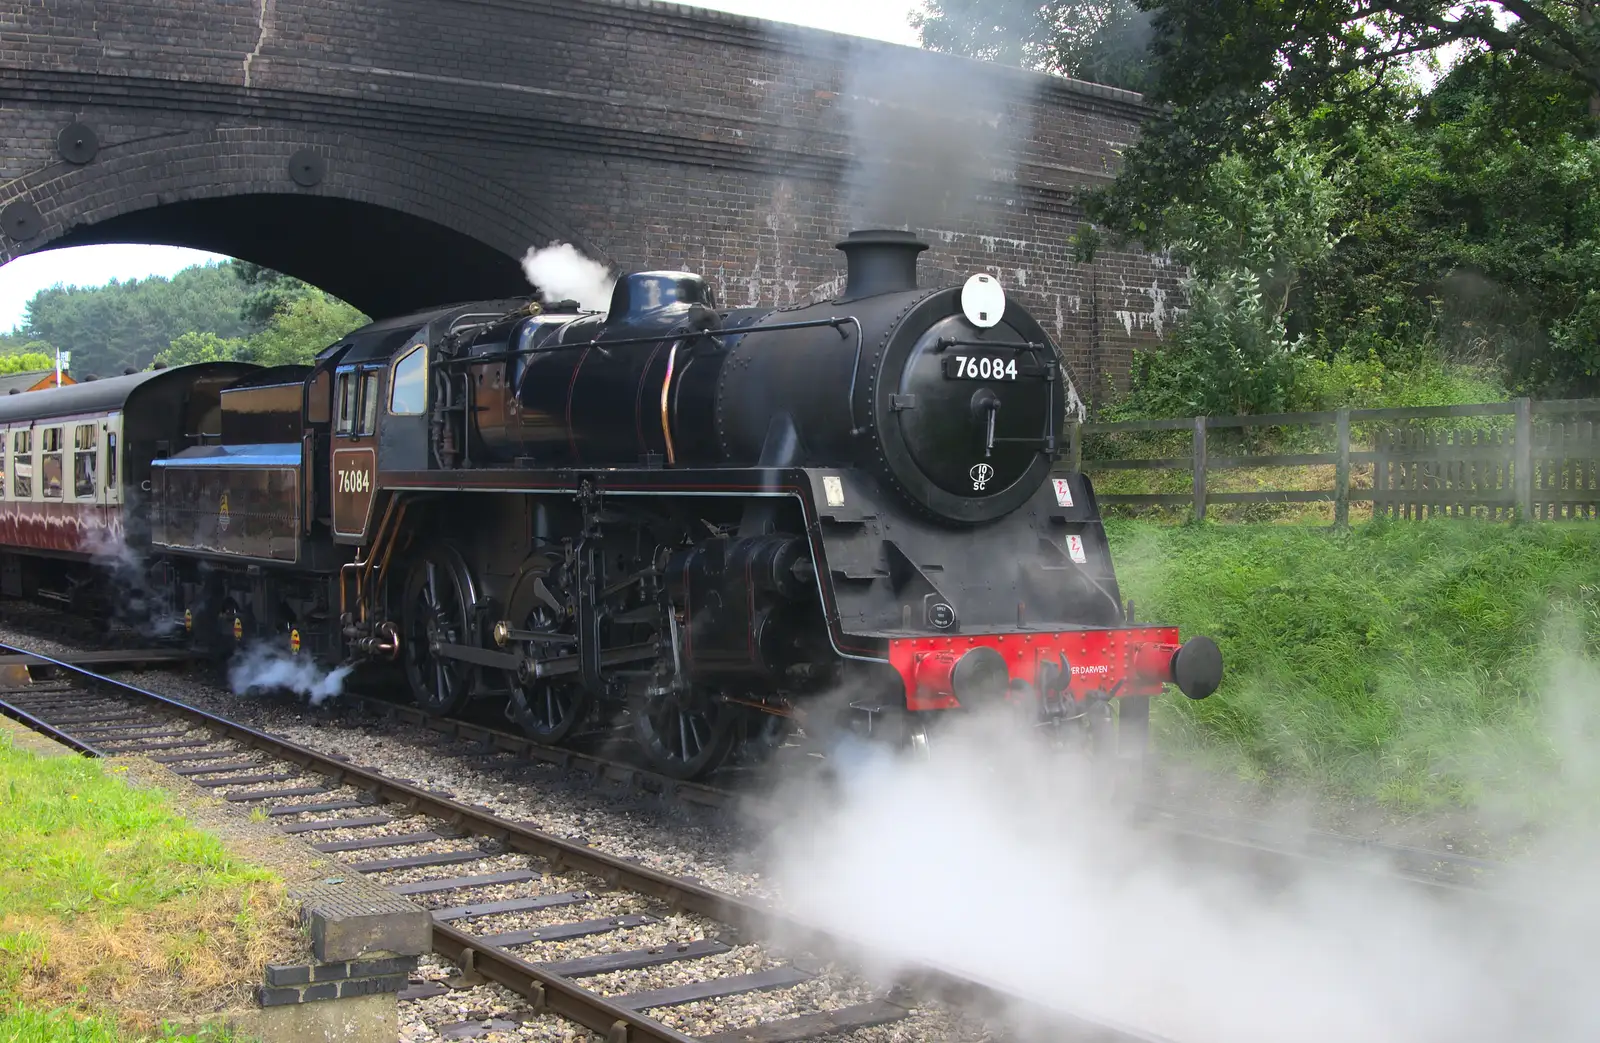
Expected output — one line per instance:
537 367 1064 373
335 368 382 436
12 430 31 498
40 427 62 499
73 424 97 499
336 371 359 434
389 345 427 415
359 371 380 433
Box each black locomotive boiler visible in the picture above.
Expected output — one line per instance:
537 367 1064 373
0 229 1222 779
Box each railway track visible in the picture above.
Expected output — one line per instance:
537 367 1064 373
343 692 1509 894
0 640 1177 1043
0 606 1517 891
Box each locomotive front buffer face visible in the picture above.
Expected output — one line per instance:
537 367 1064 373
0 229 1221 785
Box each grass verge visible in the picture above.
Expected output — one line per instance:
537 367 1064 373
1107 519 1600 821
0 731 295 1038
0 1006 242 1042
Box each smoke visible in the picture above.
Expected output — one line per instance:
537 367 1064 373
228 642 353 706
521 242 617 313
756 691 1600 1042
80 526 179 636
833 41 1036 231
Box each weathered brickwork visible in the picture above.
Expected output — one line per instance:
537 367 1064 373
0 0 1184 400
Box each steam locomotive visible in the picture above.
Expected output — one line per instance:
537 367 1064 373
0 230 1221 779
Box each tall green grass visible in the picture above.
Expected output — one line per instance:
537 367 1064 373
0 1006 242 1042
1107 519 1600 814
0 743 274 925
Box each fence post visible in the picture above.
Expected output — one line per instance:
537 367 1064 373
1334 406 1350 529
1192 415 1207 523
1514 397 1533 521
1067 419 1082 472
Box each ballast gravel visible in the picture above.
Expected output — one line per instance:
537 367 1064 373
0 617 1041 1042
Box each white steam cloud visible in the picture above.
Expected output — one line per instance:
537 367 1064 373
759 695 1600 1043
81 525 179 637
228 642 353 706
521 241 617 313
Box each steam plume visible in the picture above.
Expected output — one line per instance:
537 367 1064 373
228 643 353 706
759 698 1600 1043
521 241 617 313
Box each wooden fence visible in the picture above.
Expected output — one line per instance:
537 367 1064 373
1067 398 1600 524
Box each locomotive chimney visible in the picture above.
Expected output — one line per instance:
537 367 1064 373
836 229 929 298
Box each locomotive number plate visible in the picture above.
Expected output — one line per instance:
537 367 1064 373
944 354 1043 381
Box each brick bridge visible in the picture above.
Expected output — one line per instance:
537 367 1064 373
0 0 1180 397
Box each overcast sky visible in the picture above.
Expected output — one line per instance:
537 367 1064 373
0 0 925 333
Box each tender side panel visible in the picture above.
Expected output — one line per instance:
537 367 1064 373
151 444 302 564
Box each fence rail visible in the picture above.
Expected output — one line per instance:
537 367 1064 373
1067 398 1600 524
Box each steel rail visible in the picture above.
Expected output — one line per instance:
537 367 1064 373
0 694 108 757
351 692 1516 897
0 641 1176 1043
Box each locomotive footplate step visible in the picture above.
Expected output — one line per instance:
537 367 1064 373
430 891 590 923
193 771 301 788
391 870 538 895
538 938 728 977
310 830 440 853
700 1000 913 1043
226 786 328 802
279 815 394 834
613 966 814 1010
479 913 657 947
348 849 486 874
265 799 368 816
170 759 262 776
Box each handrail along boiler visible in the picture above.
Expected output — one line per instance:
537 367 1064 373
0 230 1222 779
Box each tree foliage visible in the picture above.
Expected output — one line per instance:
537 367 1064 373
245 288 367 368
915 0 1600 403
6 259 368 377
0 353 55 376
153 331 249 368
16 263 253 378
912 0 1154 90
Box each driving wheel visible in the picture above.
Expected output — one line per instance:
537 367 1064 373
400 544 477 716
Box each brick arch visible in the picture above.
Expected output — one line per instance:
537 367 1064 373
0 127 605 318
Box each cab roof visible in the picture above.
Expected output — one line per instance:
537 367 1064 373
318 298 538 366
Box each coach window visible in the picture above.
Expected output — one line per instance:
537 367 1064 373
0 429 7 499
12 431 30 498
74 424 97 499
106 430 118 489
41 428 63 499
389 345 426 415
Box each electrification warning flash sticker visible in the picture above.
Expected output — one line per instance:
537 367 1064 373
823 476 845 507
1066 535 1087 563
1052 478 1074 507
